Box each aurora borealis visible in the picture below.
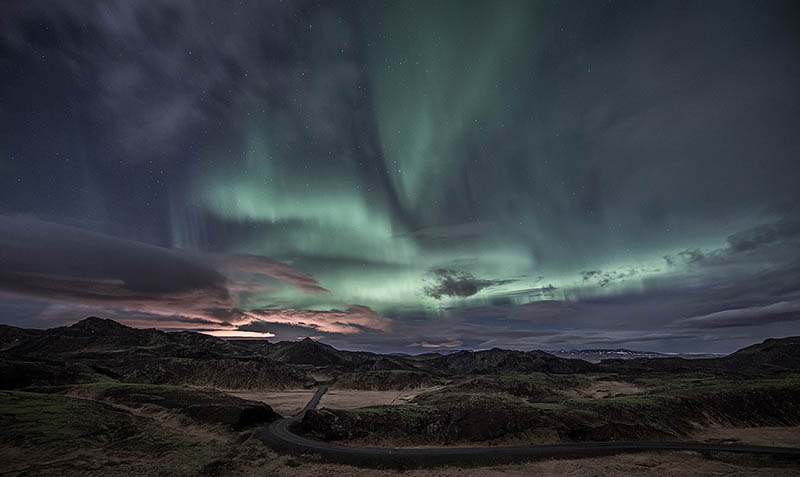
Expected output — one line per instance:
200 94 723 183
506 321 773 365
2 0 800 352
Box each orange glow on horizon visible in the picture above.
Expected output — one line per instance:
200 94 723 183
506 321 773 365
200 330 275 339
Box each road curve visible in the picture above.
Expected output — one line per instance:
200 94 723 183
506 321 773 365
257 386 800 469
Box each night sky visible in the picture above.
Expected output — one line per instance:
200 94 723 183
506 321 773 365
2 1 800 353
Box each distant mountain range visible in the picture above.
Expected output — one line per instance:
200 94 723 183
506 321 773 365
545 348 724 363
2 317 800 391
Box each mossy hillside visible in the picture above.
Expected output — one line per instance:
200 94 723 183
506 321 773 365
70 381 234 407
304 394 590 444
0 358 112 389
345 403 438 418
0 390 237 475
65 381 283 429
416 372 590 402
0 390 199 452
303 374 800 445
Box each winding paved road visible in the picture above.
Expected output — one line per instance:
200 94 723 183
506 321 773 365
257 386 800 468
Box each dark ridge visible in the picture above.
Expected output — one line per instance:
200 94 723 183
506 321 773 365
4 317 800 378
70 316 133 334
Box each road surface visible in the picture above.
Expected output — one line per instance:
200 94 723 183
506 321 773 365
257 386 800 468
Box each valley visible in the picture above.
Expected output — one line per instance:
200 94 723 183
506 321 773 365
2 317 800 475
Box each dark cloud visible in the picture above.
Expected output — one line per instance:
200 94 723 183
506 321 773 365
678 249 705 264
0 0 312 160
0 216 233 319
663 249 706 267
0 271 228 320
676 301 800 329
726 219 800 253
0 216 335 330
664 218 800 270
580 269 638 287
236 320 320 339
581 270 601 281
486 285 559 306
423 268 510 300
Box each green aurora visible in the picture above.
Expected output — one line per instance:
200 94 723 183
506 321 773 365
1 0 799 352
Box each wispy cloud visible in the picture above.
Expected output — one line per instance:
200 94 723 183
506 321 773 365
213 253 330 296
408 340 463 348
0 216 348 335
240 305 391 335
726 219 800 253
675 300 800 329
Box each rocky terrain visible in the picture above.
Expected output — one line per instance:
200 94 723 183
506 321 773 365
0 318 311 390
296 335 800 447
301 374 800 446
0 317 599 392
2 317 800 475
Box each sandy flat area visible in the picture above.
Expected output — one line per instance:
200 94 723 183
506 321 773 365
564 378 645 399
581 379 644 398
229 389 317 416
319 387 433 409
228 387 437 416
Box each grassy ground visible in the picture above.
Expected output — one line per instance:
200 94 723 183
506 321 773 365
0 370 283 476
3 368 800 475
0 390 220 475
3 389 798 477
304 372 800 445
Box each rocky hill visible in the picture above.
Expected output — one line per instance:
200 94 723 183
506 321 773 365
4 318 800 389
722 336 800 371
0 324 43 351
427 348 597 374
0 317 311 390
4 317 240 358
266 337 353 367
264 337 422 374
